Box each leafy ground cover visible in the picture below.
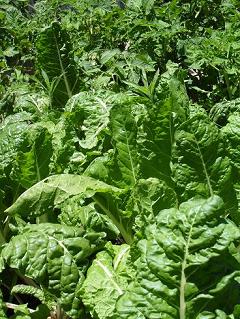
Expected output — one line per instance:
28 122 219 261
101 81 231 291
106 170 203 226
1 0 240 318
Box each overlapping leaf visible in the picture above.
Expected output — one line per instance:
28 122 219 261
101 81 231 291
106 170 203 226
2 223 105 319
81 243 130 319
10 125 53 188
65 92 111 150
0 112 32 175
172 108 237 221
59 199 119 240
221 113 240 174
5 174 122 219
36 22 80 108
139 71 189 186
5 174 133 243
110 102 138 187
112 196 240 318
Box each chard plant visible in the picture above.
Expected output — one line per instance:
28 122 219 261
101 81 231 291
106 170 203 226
1 0 240 318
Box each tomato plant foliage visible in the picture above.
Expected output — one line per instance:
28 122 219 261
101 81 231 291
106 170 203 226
1 0 240 318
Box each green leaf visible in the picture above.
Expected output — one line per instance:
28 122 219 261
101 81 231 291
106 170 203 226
112 196 240 318
110 102 138 187
11 285 55 310
139 72 188 186
84 154 110 183
127 178 178 236
0 113 32 175
65 92 111 150
81 243 130 319
221 113 240 175
59 199 119 240
209 98 240 124
5 174 121 219
0 289 6 318
100 49 121 65
172 110 238 221
2 223 105 319
11 125 53 188
36 22 80 108
5 174 133 243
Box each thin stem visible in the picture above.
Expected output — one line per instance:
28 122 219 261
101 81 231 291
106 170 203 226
196 141 213 197
6 302 35 313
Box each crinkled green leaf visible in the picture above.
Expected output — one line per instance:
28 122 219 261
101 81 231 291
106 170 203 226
65 92 111 150
5 174 133 243
10 125 53 188
36 22 80 108
139 71 188 186
209 98 240 124
11 285 55 310
172 110 238 221
2 223 105 319
84 154 110 183
110 102 138 187
13 87 50 115
221 113 240 174
112 196 240 318
59 199 119 239
48 115 77 174
81 243 130 319
6 174 121 219
127 178 178 237
0 112 32 175
130 177 178 216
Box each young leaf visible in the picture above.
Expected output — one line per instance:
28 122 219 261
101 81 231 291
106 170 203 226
65 92 111 150
0 113 32 176
127 178 178 236
59 199 119 240
36 22 80 108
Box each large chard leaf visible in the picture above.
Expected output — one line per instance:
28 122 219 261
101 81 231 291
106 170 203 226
1 223 105 319
80 243 130 319
110 102 138 187
10 124 53 188
36 22 80 108
221 113 240 214
112 196 240 318
221 113 240 175
0 112 33 207
172 109 237 221
5 174 133 243
5 174 121 219
139 73 188 186
0 112 32 175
